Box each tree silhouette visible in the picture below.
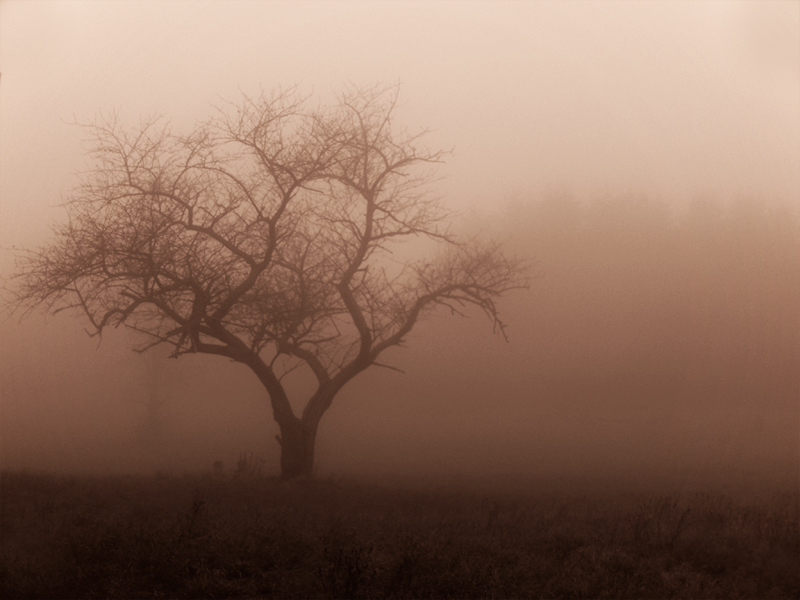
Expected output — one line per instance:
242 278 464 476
12 85 527 479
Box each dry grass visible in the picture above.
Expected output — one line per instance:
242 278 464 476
1 471 797 599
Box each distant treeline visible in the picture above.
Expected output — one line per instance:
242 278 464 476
512 195 798 408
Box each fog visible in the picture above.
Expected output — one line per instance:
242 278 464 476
1 1 798 492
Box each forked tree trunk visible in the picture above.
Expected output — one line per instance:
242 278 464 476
276 417 318 480
269 384 337 480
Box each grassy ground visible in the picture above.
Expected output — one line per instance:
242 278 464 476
1 471 797 599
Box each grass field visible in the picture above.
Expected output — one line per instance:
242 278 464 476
1 471 797 599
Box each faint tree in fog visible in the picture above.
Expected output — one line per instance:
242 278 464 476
11 85 527 479
133 343 173 444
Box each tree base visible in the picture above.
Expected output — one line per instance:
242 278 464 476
276 420 317 480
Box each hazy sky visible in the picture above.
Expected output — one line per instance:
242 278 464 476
1 0 798 262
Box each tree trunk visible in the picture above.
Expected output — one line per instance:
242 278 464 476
275 417 318 480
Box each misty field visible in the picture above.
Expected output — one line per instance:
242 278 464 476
1 472 797 599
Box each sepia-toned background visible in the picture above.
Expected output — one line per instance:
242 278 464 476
1 1 798 489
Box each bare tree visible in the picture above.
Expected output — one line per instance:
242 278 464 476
11 85 528 479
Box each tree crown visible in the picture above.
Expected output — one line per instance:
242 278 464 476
12 85 528 393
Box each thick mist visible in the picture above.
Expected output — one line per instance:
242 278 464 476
1 195 797 491
1 1 798 492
